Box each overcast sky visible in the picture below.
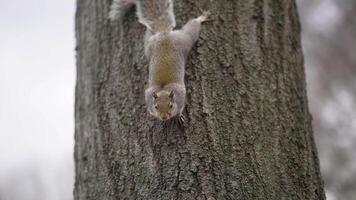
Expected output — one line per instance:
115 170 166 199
0 0 75 199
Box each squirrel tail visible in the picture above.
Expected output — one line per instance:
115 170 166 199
136 0 176 32
109 0 136 21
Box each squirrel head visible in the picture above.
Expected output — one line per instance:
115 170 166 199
151 90 178 121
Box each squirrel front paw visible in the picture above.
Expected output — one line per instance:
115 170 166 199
175 113 186 127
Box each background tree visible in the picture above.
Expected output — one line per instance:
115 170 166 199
74 0 325 199
298 0 356 199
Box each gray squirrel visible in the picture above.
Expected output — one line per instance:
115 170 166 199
109 0 209 123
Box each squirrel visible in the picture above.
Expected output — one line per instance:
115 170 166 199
109 0 208 123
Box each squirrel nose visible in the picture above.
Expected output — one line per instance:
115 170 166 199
161 114 169 120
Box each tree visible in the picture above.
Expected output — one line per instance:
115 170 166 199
74 0 326 199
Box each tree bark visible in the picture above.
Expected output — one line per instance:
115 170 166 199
74 0 325 199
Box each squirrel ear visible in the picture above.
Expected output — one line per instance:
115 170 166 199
169 91 174 98
153 92 158 99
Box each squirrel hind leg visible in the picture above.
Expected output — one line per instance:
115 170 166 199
196 11 210 23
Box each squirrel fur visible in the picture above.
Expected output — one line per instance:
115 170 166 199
109 0 208 122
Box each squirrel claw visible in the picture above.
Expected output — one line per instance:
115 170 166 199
197 11 210 22
176 114 186 127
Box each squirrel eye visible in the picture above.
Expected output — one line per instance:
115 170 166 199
155 105 158 109
169 104 173 108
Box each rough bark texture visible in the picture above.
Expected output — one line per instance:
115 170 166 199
74 0 325 199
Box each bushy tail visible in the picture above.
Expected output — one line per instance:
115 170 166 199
136 0 176 32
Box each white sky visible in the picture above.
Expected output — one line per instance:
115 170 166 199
0 0 75 199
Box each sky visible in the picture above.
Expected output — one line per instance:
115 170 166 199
0 0 75 199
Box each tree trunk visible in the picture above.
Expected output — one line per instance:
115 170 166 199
74 0 325 199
